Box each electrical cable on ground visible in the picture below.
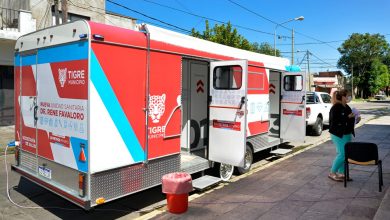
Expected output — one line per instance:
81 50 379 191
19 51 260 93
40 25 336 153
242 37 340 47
3 142 160 214
4 143 79 210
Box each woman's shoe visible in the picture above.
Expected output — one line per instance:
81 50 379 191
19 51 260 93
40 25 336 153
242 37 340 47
337 173 353 181
328 173 343 182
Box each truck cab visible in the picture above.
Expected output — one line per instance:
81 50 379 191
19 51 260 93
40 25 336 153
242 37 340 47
305 92 332 136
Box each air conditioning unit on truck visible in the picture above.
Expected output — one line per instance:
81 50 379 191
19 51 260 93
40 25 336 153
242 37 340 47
12 20 306 209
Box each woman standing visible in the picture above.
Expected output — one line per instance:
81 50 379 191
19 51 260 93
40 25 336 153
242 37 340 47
328 89 356 181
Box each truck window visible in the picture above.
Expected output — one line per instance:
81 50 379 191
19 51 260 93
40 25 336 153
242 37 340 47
321 94 332 103
306 93 315 104
213 65 242 90
315 95 320 103
284 75 303 91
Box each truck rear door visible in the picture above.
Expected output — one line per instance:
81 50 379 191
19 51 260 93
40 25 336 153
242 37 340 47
208 60 248 167
280 72 306 142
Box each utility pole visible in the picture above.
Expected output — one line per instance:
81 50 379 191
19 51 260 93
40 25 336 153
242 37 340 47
54 0 60 25
62 0 68 24
306 50 311 91
291 28 295 65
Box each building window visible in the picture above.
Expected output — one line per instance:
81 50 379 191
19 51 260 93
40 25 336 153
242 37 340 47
0 66 14 90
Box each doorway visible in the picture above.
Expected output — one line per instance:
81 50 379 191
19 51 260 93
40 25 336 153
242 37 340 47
181 59 209 154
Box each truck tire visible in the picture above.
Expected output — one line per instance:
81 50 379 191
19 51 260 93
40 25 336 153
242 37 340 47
312 117 323 136
237 145 253 175
218 163 234 181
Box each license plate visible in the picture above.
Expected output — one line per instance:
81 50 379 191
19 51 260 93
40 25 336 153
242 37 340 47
38 166 52 179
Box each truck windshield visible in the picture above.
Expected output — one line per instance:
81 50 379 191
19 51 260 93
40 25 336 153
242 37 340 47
321 94 332 103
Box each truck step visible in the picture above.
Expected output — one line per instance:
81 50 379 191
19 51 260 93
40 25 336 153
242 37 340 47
270 148 292 155
181 154 210 174
192 175 221 191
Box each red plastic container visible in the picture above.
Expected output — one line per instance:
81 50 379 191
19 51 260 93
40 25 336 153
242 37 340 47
166 193 189 214
162 172 192 214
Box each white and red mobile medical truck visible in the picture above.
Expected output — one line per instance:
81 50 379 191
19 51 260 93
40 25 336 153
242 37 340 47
12 20 306 209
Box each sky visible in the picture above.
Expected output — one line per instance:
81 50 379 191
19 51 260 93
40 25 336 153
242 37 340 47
106 0 390 74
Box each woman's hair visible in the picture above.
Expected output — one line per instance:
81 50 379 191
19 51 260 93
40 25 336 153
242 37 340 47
332 89 348 104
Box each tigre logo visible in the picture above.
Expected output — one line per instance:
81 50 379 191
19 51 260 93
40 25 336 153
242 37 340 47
149 94 166 123
58 68 67 87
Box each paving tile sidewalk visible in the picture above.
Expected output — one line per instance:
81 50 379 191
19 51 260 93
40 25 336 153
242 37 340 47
151 115 390 220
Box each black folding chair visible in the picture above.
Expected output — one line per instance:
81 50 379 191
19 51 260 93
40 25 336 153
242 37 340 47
344 142 383 192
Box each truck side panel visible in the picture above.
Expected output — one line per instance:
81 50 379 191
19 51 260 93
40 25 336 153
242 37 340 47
89 27 182 173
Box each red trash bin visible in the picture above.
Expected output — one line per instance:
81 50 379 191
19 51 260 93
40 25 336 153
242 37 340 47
162 172 193 214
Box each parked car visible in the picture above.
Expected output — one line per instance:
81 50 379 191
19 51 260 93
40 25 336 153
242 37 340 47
375 94 386 100
306 92 332 136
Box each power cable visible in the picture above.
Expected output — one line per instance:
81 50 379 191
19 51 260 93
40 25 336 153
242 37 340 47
136 0 278 37
226 0 277 25
37 0 51 29
227 0 339 50
279 40 344 46
68 0 117 26
107 0 192 34
31 0 45 9
310 52 337 68
68 0 187 33
3 142 160 213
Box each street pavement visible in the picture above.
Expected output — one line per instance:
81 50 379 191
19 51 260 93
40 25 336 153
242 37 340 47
147 109 390 219
0 103 389 219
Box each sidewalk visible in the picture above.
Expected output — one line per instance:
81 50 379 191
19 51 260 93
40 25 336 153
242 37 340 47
149 115 390 219
0 125 14 153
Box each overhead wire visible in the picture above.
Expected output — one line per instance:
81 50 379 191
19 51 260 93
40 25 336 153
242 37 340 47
135 0 279 37
107 0 192 34
69 0 192 34
69 0 348 67
226 0 278 25
310 51 338 68
279 40 344 46
226 0 339 50
31 0 45 9
68 0 117 26
37 0 51 29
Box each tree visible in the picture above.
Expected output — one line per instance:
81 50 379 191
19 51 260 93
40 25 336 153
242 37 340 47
191 20 281 56
383 51 390 95
251 42 281 57
337 33 389 98
368 59 389 95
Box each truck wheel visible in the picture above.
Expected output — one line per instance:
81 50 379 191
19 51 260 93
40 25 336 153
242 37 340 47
219 163 234 181
237 145 253 175
312 117 323 136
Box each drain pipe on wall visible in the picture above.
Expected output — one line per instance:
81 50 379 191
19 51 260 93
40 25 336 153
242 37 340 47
142 24 151 166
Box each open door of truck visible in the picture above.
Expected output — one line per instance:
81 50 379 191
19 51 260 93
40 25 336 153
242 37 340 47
208 60 248 167
280 72 306 142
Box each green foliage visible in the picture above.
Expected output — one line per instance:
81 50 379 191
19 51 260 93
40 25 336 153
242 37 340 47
368 59 389 94
191 20 281 57
251 42 281 56
337 33 390 98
